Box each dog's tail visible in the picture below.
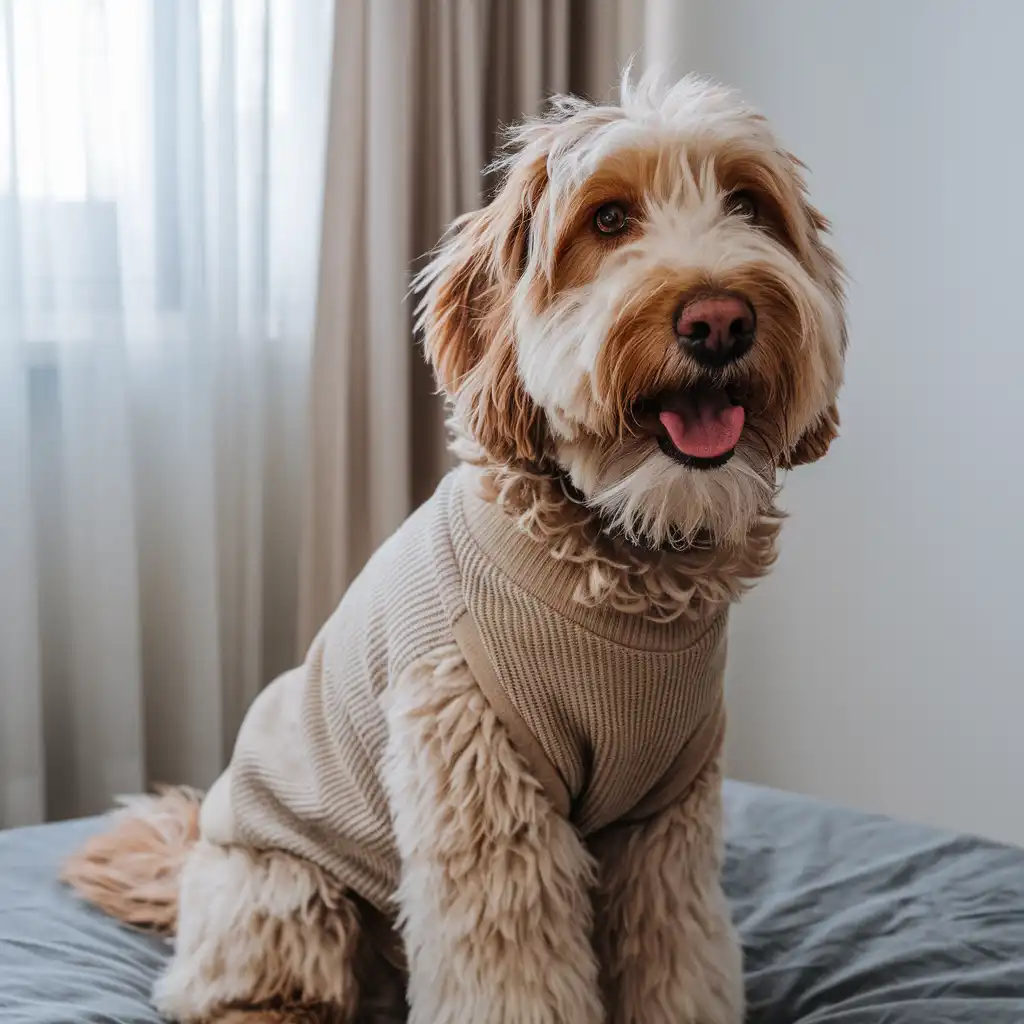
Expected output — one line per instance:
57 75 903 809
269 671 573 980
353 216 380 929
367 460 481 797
61 786 202 934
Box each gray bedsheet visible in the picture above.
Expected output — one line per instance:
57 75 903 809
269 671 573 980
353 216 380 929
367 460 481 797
2 782 1022 1022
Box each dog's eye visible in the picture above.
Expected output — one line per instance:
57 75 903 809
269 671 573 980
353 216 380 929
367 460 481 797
594 202 628 235
726 191 758 220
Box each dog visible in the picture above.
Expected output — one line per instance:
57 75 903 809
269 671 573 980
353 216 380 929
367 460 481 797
64 71 846 1024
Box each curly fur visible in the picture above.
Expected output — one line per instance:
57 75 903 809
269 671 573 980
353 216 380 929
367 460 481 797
591 757 742 1023
60 786 201 932
462 440 782 622
383 644 603 1024
153 838 363 1023
62 70 846 1024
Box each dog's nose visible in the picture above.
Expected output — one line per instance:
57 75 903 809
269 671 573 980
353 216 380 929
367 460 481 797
675 292 756 366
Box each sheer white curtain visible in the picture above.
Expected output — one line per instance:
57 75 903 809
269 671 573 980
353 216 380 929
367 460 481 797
0 0 333 826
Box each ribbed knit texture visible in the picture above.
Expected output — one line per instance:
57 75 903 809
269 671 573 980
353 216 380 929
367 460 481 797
202 465 728 913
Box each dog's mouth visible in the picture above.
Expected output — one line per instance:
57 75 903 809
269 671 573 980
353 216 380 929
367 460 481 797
634 385 745 470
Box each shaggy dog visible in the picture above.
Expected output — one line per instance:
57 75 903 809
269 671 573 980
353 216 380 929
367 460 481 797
64 72 846 1024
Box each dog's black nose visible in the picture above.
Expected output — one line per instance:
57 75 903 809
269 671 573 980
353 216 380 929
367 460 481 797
675 292 756 367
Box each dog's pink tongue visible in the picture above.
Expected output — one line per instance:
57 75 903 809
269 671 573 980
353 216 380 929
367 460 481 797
659 402 745 459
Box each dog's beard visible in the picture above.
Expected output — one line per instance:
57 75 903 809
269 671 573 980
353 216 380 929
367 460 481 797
557 434 777 549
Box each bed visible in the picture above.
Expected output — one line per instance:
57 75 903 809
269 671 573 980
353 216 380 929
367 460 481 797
2 782 1022 1023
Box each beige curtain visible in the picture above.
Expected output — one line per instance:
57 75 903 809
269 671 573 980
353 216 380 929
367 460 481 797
298 0 649 648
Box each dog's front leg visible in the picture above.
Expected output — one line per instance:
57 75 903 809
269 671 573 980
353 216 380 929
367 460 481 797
591 762 743 1024
384 644 604 1024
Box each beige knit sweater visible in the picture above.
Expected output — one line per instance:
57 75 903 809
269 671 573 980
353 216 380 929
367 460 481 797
200 465 727 919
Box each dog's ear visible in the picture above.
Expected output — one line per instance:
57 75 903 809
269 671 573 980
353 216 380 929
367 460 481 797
417 154 549 465
781 195 845 470
781 402 839 468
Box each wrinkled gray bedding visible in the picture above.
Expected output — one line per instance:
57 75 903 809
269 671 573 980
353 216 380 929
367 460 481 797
2 782 1022 1023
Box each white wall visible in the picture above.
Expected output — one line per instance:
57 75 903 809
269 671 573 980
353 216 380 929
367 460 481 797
675 1 1024 844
